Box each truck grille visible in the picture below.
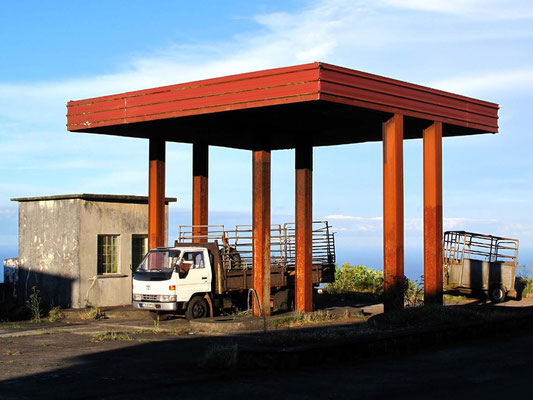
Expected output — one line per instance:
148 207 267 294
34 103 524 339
141 294 158 301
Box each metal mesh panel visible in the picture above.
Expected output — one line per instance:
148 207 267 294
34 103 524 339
177 221 335 270
443 231 518 264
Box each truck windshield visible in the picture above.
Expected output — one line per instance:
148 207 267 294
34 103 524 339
136 250 181 273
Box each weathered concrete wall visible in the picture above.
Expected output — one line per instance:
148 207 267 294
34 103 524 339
16 196 170 308
18 200 81 308
78 200 169 307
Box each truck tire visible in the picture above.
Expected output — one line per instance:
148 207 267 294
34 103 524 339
489 285 506 303
185 296 209 320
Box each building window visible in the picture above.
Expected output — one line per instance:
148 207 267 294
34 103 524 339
132 235 148 271
97 235 119 274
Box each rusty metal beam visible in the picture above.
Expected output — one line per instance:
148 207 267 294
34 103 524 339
148 139 166 250
383 114 405 312
423 122 443 304
252 150 271 317
192 143 209 243
295 145 313 313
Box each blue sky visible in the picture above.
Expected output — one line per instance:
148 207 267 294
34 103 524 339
1 0 533 278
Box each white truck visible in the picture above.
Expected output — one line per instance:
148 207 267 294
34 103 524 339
132 222 336 319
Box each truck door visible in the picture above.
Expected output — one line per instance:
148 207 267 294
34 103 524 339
176 249 212 302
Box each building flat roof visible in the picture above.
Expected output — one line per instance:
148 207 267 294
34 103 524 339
11 194 177 204
67 62 499 150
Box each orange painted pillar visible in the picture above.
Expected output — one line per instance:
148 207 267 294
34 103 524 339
423 122 443 304
295 145 313 313
192 143 209 243
252 150 271 317
148 138 166 250
382 114 404 312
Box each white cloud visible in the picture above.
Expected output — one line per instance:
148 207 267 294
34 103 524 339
324 214 503 235
429 68 533 96
0 0 531 132
382 0 533 20
325 214 382 221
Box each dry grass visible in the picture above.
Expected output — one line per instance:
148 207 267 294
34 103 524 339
270 310 364 329
79 305 105 320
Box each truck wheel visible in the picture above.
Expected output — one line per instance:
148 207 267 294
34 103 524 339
489 286 506 303
185 296 209 320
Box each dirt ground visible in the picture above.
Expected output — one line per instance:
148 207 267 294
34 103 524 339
1 298 532 399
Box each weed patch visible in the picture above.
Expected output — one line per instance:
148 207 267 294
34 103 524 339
47 306 65 322
90 331 132 342
0 322 22 330
79 303 105 320
270 310 340 329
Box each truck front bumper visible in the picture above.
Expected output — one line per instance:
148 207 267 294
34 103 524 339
133 301 177 311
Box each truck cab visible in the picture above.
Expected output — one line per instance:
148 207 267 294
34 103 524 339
132 246 213 319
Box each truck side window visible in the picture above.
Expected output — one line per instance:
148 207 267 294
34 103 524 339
179 252 194 279
178 252 205 278
193 252 205 269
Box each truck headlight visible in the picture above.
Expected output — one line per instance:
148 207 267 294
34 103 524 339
158 295 177 302
133 294 142 301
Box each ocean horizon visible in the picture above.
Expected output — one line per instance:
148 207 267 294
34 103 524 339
2 245 531 285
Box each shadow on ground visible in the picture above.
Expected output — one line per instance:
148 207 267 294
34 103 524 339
1 300 533 399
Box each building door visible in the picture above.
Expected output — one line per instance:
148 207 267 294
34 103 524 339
132 235 148 271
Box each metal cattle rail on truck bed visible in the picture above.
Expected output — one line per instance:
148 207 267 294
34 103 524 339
177 221 336 292
443 231 519 302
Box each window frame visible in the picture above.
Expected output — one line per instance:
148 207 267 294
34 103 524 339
97 234 120 275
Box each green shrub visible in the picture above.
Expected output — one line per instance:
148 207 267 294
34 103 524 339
516 265 533 298
403 277 424 307
26 286 42 323
326 263 383 295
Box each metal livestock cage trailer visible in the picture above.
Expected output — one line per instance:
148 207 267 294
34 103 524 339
176 221 336 292
443 231 519 302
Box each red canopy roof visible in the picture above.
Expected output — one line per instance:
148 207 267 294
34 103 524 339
67 62 498 150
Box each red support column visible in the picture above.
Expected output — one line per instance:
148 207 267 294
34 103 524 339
252 150 271 317
192 143 209 243
148 139 166 250
423 122 443 304
382 114 405 312
295 145 313 313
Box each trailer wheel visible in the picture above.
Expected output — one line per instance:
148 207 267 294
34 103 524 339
489 286 506 303
186 296 209 320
